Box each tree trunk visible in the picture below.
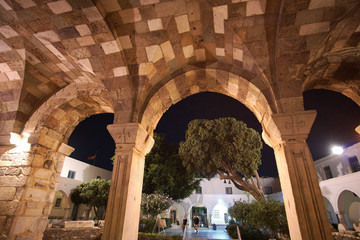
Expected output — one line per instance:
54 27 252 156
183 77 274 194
218 169 266 201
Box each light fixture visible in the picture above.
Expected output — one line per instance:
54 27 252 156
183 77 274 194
331 146 343 155
228 180 231 184
223 179 226 183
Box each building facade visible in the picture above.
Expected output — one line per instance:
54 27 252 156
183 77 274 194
166 175 281 227
314 143 360 230
48 157 112 222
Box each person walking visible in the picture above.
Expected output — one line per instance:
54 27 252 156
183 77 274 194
193 214 200 234
182 216 188 233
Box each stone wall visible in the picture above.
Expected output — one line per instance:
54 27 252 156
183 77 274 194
43 228 102 240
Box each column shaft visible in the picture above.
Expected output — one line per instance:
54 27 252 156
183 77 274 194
102 123 154 240
263 111 333 240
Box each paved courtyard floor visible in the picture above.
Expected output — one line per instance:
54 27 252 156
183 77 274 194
164 225 231 239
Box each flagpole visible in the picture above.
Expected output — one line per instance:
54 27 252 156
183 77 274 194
93 151 97 166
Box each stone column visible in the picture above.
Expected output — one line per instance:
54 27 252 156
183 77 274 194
262 111 333 240
102 123 154 240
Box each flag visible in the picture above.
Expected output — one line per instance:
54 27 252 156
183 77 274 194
87 154 96 160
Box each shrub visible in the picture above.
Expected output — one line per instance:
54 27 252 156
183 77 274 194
226 220 268 240
139 218 157 233
138 232 182 240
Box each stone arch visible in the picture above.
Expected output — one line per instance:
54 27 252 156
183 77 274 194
140 69 275 135
1 82 114 239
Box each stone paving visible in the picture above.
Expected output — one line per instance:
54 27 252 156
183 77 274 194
165 226 231 239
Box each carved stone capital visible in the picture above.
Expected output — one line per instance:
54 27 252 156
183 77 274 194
262 110 317 148
107 123 154 156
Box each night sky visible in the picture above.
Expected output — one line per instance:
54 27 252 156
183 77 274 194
67 89 360 177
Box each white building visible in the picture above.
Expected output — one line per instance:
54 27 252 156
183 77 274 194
49 157 112 222
314 143 360 229
165 175 281 227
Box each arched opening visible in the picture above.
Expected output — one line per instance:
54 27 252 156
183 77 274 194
211 204 229 225
48 190 69 224
323 196 337 226
0 82 114 239
168 203 186 226
191 204 208 228
337 190 360 228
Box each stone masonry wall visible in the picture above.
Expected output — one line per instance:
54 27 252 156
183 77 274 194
0 147 31 240
43 228 102 240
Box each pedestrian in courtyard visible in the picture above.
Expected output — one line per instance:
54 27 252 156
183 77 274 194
182 216 187 233
193 214 200 234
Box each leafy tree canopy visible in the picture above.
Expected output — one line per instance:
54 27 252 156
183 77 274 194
179 117 265 200
228 200 289 238
141 192 174 219
71 178 111 219
143 133 201 201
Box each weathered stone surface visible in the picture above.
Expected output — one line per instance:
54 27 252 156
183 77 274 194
64 220 95 228
0 187 16 200
0 176 27 187
0 200 19 215
43 228 102 240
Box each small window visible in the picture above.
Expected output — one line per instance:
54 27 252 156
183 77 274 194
67 170 76 179
349 156 359 173
55 198 62 207
265 186 273 194
324 166 333 179
195 186 202 194
97 176 101 179
225 187 232 194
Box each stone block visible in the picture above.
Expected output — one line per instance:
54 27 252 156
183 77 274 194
0 26 19 39
47 0 72 15
34 31 60 45
309 0 335 9
299 22 330 36
175 15 190 34
101 41 121 55
64 220 95 228
0 176 27 187
147 18 163 31
11 216 47 235
75 24 92 37
0 187 16 200
246 0 265 16
83 6 104 22
0 40 11 52
160 41 175 62
182 45 194 58
0 200 19 215
145 45 163 63
113 66 128 77
213 5 228 34
119 8 142 24
24 188 51 202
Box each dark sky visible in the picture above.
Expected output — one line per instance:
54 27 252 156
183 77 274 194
67 89 360 177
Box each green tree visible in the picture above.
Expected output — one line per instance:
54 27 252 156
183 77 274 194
72 179 111 220
141 192 174 218
143 133 201 201
228 200 289 238
179 117 265 200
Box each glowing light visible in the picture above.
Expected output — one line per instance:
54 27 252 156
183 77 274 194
331 146 343 155
9 132 31 151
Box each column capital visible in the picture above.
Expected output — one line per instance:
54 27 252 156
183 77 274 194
107 123 154 155
262 110 317 148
